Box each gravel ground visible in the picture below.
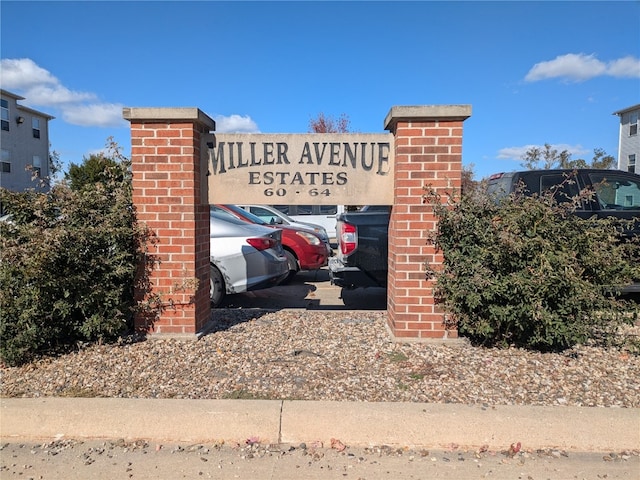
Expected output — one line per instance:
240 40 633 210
2 309 639 408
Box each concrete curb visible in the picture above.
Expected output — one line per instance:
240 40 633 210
1 398 638 452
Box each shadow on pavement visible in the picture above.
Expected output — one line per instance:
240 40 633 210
218 267 387 311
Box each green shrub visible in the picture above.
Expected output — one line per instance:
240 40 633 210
425 187 639 351
0 145 143 366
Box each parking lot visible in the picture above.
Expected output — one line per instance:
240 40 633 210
218 267 387 311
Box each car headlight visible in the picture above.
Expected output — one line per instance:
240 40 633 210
310 227 329 240
296 230 322 245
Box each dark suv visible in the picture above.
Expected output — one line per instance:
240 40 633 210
487 169 640 292
488 169 640 226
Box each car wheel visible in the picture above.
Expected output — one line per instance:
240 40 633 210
210 264 226 307
281 250 298 284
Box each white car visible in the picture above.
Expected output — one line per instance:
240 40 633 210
268 204 344 245
237 204 332 253
210 209 289 306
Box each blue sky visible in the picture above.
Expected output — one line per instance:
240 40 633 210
1 1 639 179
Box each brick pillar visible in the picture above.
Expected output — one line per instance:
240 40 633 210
384 105 471 340
123 107 214 335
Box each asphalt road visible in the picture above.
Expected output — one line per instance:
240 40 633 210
2 440 638 480
219 267 388 311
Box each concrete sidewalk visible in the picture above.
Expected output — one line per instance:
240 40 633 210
1 398 638 452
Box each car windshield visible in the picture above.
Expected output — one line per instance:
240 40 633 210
222 204 269 225
269 208 294 222
210 207 248 225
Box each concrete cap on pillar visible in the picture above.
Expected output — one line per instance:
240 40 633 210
384 105 472 131
123 107 216 131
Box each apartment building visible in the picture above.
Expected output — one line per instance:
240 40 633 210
1 89 55 191
614 103 639 174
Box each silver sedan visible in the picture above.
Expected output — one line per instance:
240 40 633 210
210 209 289 307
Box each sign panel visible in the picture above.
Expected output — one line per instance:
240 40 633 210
205 133 394 205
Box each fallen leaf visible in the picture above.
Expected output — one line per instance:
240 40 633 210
507 442 521 457
245 436 260 446
330 438 346 452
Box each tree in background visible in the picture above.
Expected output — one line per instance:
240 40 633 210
308 113 350 133
66 153 125 192
521 144 615 170
587 148 617 169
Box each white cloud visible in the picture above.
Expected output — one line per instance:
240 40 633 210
0 57 122 128
63 103 127 128
214 114 260 133
0 58 58 89
497 145 536 160
1 58 261 134
524 53 640 82
1 58 97 105
23 84 96 106
606 55 640 78
497 143 589 161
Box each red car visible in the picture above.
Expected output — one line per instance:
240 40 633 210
213 204 328 283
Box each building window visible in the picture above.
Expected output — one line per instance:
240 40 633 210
32 155 42 177
1 99 9 131
629 154 637 174
630 112 638 136
32 118 41 139
1 149 10 173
